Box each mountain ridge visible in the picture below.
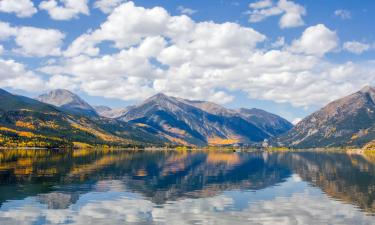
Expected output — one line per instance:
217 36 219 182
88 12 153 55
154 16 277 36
118 93 292 146
277 86 375 148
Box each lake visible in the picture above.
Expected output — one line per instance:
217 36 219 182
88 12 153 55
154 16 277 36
0 149 374 224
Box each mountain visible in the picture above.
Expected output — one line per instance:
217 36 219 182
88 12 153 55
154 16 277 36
0 89 166 148
277 86 375 148
94 105 132 118
237 108 293 137
37 89 98 117
179 98 292 136
118 93 292 146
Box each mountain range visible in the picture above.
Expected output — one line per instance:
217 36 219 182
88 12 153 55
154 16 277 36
1 86 375 148
36 90 292 147
117 93 292 146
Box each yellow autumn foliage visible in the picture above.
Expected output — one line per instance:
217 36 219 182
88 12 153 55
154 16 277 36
70 123 125 143
208 137 239 146
73 142 93 149
15 121 35 130
39 121 59 129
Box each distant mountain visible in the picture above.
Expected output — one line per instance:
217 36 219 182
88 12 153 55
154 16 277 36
179 98 292 136
37 89 98 117
0 89 165 148
277 86 375 148
119 93 292 146
237 108 293 137
94 105 132 118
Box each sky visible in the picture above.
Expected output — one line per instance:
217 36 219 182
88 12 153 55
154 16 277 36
0 0 374 123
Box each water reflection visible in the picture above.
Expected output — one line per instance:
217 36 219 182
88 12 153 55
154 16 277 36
0 149 374 224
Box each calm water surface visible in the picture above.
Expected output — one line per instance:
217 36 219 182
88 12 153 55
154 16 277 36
0 149 374 224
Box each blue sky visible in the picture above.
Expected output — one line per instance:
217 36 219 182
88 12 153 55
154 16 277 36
0 0 374 122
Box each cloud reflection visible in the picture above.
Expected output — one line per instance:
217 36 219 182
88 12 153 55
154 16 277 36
0 176 374 225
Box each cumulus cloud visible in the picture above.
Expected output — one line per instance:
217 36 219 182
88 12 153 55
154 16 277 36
89 2 170 49
50 2 265 103
36 2 375 108
271 36 285 48
0 22 65 57
0 0 37 18
63 33 100 57
343 41 370 54
277 0 306 28
334 9 351 20
0 22 17 40
14 27 65 57
290 24 338 56
0 59 44 91
248 0 306 29
0 1 363 110
177 6 197 15
39 0 89 20
249 0 273 9
94 0 127 14
46 74 79 90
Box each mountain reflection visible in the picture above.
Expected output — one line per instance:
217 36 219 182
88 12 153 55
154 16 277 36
275 152 375 214
0 149 290 207
0 149 374 214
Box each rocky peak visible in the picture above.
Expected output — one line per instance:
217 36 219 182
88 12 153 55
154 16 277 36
37 89 97 116
144 93 174 103
38 89 85 107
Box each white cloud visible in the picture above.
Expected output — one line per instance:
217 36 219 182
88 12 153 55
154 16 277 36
271 36 285 48
91 1 170 49
37 3 373 108
94 0 127 14
0 21 17 40
46 74 79 90
39 0 89 20
277 0 306 28
14 27 65 57
0 59 44 91
0 22 65 57
177 6 197 15
290 24 338 56
0 0 37 18
343 41 370 54
64 33 100 57
0 0 371 113
334 9 351 20
248 0 306 29
248 5 283 23
249 0 273 9
51 2 266 103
